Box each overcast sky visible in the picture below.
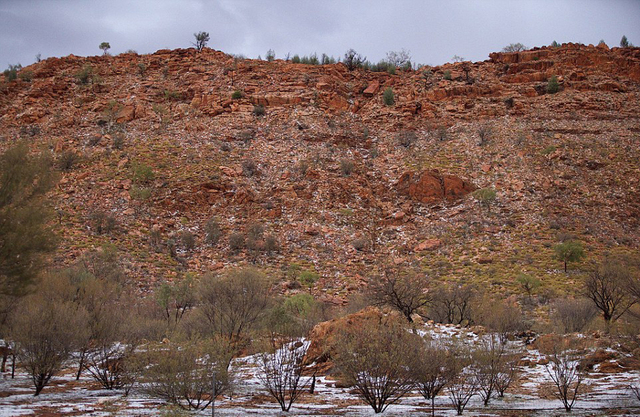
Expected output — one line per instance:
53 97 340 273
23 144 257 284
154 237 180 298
1 0 639 68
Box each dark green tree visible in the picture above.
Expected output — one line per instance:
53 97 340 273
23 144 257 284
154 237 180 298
0 142 57 298
620 35 630 48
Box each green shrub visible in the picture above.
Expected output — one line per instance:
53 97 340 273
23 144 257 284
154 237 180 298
620 35 630 48
299 270 319 287
553 240 585 272
76 65 95 85
547 75 559 94
266 49 275 62
443 70 452 80
340 159 355 176
204 217 222 245
99 42 111 56
291 55 301 64
132 163 155 184
473 188 497 210
18 70 33 82
231 90 243 99
4 64 22 82
551 40 560 48
541 145 557 155
129 185 152 200
253 105 266 117
382 87 395 106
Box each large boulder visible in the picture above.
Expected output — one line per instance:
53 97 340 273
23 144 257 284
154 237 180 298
304 307 402 372
396 170 476 204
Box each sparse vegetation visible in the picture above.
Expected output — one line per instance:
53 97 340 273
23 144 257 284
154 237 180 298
502 43 527 52
383 87 395 106
547 75 560 94
193 31 210 52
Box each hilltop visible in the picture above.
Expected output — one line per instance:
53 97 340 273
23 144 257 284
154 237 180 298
1 42 639 302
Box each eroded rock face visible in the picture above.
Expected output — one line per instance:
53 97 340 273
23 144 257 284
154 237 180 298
396 170 476 204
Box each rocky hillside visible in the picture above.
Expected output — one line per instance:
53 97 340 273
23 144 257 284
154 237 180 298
1 42 639 303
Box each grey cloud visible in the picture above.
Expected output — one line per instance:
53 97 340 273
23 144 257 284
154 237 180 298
1 0 639 69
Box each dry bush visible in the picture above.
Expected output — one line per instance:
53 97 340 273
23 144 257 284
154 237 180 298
142 338 233 410
550 297 597 333
428 284 479 325
198 268 271 346
446 342 479 415
333 319 420 413
368 269 431 323
412 340 453 417
10 294 89 395
258 338 310 411
585 258 636 329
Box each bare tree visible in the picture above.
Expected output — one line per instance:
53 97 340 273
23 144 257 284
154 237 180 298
447 345 479 415
545 346 584 411
333 319 420 413
385 49 412 68
413 340 452 417
473 337 513 406
502 43 528 52
368 269 431 324
585 259 636 330
428 284 478 325
155 273 196 328
258 338 310 412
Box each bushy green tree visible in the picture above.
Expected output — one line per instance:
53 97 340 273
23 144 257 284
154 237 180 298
553 240 585 272
99 42 111 56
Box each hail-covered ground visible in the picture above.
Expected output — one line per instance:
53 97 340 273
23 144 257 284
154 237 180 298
1 324 640 416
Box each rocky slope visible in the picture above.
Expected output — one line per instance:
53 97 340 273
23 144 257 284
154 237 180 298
1 42 639 303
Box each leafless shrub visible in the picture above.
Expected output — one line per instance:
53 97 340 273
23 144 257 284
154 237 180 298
472 337 518 406
89 210 117 235
544 344 585 411
585 258 636 330
142 338 232 410
258 338 310 411
333 319 420 413
397 130 418 148
369 269 431 323
428 284 478 325
412 340 453 417
228 232 245 252
446 343 479 415
179 230 196 252
551 298 597 333
477 124 492 146
242 159 258 177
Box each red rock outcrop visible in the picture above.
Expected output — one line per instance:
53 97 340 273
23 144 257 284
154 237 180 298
396 170 476 204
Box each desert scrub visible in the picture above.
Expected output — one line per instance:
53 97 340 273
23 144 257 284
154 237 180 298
547 75 559 94
383 87 394 106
